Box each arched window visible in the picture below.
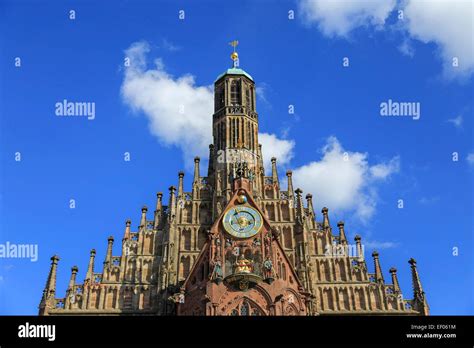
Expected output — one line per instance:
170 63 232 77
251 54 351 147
221 122 225 150
245 85 251 107
179 256 191 280
222 122 226 150
232 119 237 147
217 123 221 150
215 85 224 110
197 229 207 249
237 118 240 143
182 229 191 250
245 121 252 149
228 300 263 316
123 288 133 309
250 86 254 110
230 80 241 105
250 123 254 150
283 227 292 249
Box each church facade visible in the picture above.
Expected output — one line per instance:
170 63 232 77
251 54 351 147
39 47 429 316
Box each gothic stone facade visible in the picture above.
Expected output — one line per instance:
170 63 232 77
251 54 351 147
39 61 429 316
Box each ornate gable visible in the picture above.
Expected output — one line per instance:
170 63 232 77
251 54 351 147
177 178 310 316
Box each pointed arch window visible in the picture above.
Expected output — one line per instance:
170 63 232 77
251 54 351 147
250 86 255 110
179 256 191 280
215 86 225 110
245 86 251 109
228 299 263 316
251 123 255 151
230 80 241 105
182 229 191 250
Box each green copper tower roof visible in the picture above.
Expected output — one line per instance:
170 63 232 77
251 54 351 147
215 67 254 83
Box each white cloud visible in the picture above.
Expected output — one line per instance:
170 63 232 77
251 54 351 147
291 136 399 222
121 41 293 167
121 41 213 164
299 0 396 37
255 83 270 106
298 0 474 78
370 156 400 179
398 38 415 57
447 114 463 129
467 152 474 166
259 133 295 172
162 39 180 52
403 0 474 79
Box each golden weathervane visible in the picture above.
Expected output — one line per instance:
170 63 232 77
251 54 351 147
229 40 239 63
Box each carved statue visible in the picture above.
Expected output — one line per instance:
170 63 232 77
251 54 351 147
216 202 222 216
209 232 217 262
210 260 223 281
213 236 221 260
216 170 222 193
264 233 272 257
263 258 275 280
248 169 255 181
243 162 249 178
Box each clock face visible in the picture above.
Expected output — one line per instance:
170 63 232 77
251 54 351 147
222 206 263 239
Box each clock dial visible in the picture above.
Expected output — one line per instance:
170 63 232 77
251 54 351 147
222 206 263 239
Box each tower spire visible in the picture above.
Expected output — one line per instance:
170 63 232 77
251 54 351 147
169 186 177 222
105 236 114 265
85 249 96 281
306 194 315 216
354 235 363 261
208 144 214 177
258 144 264 173
178 171 185 198
140 205 148 228
39 255 60 315
154 192 163 229
322 207 330 229
193 157 200 184
271 157 279 185
372 251 384 283
306 194 316 229
286 171 294 198
68 265 78 290
295 188 305 225
337 221 347 245
408 258 429 315
44 255 59 293
123 219 131 240
65 265 78 309
389 267 401 292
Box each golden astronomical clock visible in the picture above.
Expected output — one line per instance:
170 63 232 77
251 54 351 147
222 206 263 239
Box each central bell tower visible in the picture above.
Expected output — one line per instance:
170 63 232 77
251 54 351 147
210 42 263 217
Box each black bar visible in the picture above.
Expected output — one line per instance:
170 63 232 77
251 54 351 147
0 315 472 346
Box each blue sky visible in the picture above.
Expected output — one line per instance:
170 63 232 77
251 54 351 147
0 0 472 315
